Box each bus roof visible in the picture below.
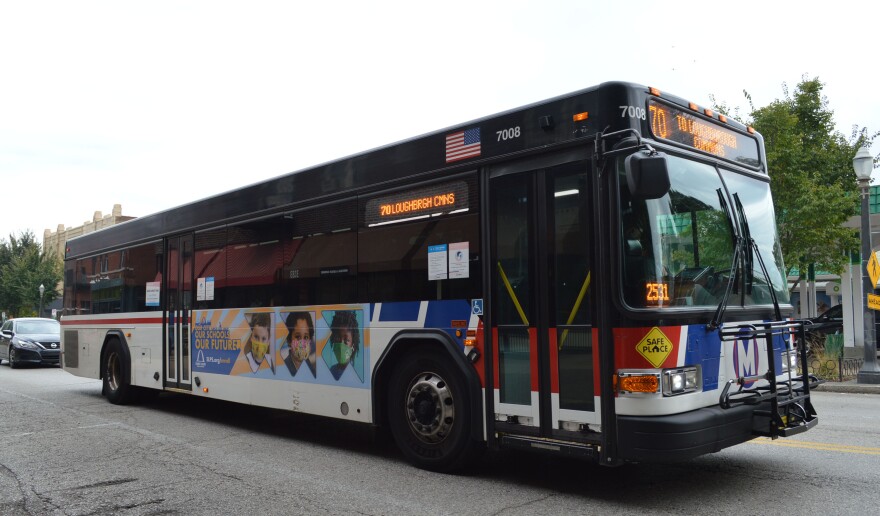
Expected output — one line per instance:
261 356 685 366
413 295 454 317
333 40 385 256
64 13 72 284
65 81 759 259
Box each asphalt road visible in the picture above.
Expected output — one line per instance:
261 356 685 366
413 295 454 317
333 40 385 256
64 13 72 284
1 366 878 515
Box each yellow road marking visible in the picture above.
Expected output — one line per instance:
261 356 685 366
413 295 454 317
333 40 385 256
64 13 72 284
748 437 880 456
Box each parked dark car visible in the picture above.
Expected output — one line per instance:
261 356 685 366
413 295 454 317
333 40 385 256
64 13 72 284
806 304 843 335
0 317 61 368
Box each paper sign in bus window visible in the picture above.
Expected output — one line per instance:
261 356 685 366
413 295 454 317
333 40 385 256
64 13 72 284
145 281 160 306
428 244 448 280
449 242 469 279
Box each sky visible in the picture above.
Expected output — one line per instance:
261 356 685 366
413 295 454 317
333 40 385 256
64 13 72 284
2 1 879 244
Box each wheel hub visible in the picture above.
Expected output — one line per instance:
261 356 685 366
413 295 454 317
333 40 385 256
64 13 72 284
405 372 454 444
107 352 120 391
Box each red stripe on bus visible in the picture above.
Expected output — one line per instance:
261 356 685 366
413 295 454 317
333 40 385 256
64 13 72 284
549 328 560 394
61 317 164 326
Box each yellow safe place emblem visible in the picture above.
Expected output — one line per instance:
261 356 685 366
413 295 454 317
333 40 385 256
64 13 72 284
636 327 673 368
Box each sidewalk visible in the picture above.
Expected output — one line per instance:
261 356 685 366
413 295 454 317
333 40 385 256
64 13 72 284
813 379 880 395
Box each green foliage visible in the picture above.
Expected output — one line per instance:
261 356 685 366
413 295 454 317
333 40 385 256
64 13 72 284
717 77 876 279
0 231 62 318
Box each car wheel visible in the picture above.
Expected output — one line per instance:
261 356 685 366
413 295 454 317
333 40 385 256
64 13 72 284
8 347 18 369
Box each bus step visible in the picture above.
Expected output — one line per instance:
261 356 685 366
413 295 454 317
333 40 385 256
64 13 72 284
498 434 599 461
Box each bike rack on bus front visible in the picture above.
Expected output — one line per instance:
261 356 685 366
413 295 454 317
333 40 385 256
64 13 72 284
718 321 819 438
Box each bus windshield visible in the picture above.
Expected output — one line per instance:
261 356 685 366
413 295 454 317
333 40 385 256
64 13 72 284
619 154 789 309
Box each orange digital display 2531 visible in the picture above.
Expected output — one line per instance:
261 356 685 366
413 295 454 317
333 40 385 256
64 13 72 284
646 282 670 304
648 100 760 167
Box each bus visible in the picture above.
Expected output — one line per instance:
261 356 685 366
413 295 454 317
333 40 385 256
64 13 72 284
61 81 818 471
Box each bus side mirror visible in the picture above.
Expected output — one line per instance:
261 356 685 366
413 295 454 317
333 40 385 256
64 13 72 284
625 151 670 199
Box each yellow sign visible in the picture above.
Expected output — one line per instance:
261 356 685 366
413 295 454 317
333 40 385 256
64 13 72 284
868 293 880 311
869 252 880 289
636 327 673 368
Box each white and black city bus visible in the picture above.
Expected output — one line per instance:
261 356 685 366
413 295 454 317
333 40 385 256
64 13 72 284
61 81 817 472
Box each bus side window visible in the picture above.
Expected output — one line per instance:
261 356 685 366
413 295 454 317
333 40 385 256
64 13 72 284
282 202 358 307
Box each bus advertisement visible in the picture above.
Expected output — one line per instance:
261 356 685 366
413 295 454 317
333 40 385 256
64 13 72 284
61 81 817 472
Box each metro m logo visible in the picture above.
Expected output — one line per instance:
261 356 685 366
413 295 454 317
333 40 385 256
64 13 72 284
732 338 760 387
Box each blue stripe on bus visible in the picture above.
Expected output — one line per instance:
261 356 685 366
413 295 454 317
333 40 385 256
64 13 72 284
424 300 472 349
377 302 422 322
686 325 721 391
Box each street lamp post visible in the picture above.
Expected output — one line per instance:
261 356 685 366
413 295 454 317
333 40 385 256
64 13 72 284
38 284 44 318
854 146 880 384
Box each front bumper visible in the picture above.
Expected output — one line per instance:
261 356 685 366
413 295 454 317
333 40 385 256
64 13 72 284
616 403 762 462
14 347 61 365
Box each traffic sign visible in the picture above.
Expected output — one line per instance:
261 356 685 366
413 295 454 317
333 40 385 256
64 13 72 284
868 251 880 289
868 293 880 311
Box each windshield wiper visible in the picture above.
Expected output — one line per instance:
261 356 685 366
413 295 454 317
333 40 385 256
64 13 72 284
733 193 782 321
708 188 741 330
733 194 754 298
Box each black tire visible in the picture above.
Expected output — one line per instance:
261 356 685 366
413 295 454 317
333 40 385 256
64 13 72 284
8 347 19 369
387 349 483 472
103 339 136 405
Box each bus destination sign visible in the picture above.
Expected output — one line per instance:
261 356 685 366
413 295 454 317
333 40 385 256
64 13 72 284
647 100 760 166
365 180 469 226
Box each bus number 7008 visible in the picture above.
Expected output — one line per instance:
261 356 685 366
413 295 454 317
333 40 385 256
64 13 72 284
620 105 647 120
496 127 521 141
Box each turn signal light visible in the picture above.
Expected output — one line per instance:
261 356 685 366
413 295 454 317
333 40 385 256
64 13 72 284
617 373 659 393
573 112 589 122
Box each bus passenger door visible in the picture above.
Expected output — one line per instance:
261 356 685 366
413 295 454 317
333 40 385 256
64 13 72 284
489 157 599 441
164 233 193 390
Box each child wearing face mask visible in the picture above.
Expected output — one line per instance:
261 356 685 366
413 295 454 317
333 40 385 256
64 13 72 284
244 312 274 373
281 311 316 377
328 310 359 380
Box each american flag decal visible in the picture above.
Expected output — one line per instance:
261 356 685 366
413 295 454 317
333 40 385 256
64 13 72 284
445 127 481 163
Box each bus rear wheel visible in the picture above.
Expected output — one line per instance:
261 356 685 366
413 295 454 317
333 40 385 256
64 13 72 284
103 339 135 405
387 350 481 472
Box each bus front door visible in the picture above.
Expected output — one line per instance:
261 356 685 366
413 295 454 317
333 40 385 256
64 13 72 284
489 157 599 442
164 233 193 391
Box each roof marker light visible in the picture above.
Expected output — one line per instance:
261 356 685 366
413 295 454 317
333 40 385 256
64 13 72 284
748 126 756 134
704 108 713 117
689 102 698 111
719 114 728 123
649 87 661 96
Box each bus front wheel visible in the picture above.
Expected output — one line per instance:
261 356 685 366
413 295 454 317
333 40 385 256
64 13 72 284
103 339 135 405
387 349 481 472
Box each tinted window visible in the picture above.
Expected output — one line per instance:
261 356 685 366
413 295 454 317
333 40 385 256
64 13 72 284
123 241 164 312
359 176 480 303
225 218 284 308
194 229 227 309
281 202 357 306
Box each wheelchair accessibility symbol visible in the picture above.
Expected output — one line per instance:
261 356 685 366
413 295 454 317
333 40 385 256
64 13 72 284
471 299 483 316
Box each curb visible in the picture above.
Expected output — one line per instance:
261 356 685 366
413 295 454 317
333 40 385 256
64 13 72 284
812 382 880 395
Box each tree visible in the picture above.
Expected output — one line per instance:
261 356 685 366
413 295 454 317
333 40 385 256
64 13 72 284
715 77 877 281
0 231 62 318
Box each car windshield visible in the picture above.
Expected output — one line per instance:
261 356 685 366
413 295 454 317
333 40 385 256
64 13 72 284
618 154 790 309
719 169 789 306
16 320 60 335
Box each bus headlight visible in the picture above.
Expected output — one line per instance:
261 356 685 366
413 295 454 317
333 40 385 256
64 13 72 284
781 350 798 373
662 366 700 396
